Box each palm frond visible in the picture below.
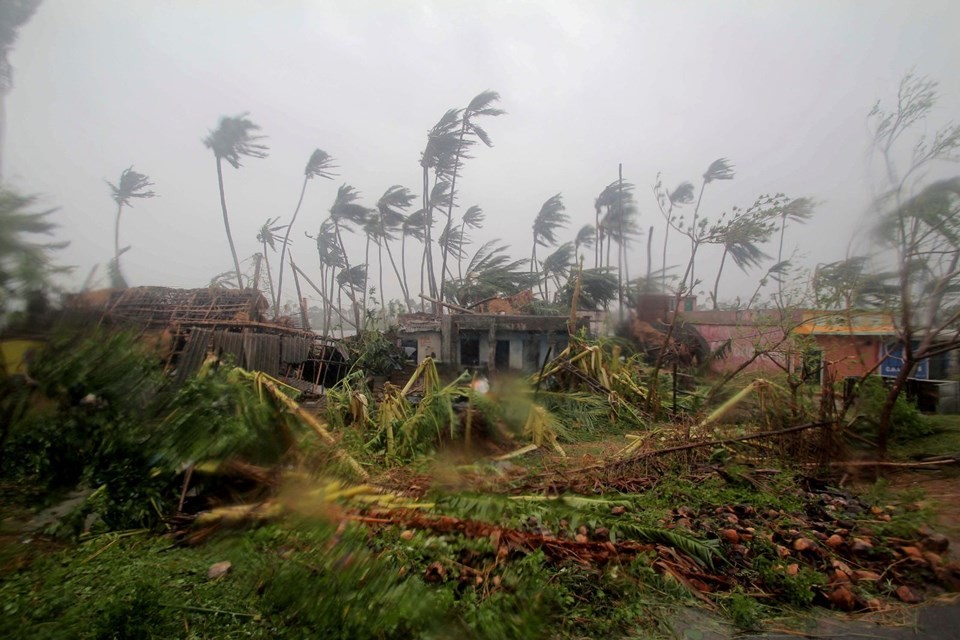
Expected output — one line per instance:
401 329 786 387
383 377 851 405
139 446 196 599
532 193 568 247
203 113 269 169
305 148 337 180
462 205 485 229
330 184 370 227
107 167 156 207
703 158 735 183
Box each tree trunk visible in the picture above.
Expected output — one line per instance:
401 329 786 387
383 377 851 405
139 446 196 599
215 157 244 289
381 221 407 313
333 220 361 329
777 215 787 305
661 214 671 293
439 117 470 307
400 234 413 312
595 208 601 269
277 177 309 316
646 225 654 294
289 256 309 330
113 201 124 280
261 240 277 314
617 164 625 321
711 247 729 310
688 180 707 293
363 233 371 316
421 168 438 307
878 362 912 459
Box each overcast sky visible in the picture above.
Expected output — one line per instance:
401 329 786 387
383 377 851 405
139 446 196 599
6 0 960 308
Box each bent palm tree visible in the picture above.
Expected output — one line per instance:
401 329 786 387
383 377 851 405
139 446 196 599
775 197 815 302
710 213 774 309
530 193 568 275
276 148 336 313
419 109 461 301
458 204 485 280
541 241 575 300
689 159 735 287
573 224 595 262
401 208 426 311
329 184 369 328
654 178 694 292
438 91 504 301
107 166 155 287
376 186 416 310
203 113 268 289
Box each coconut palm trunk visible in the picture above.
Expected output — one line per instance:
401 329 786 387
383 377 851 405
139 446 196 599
277 177 308 312
261 237 277 311
113 201 124 271
333 220 361 330
214 157 244 289
712 246 729 310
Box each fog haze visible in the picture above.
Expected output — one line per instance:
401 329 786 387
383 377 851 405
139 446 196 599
6 0 960 306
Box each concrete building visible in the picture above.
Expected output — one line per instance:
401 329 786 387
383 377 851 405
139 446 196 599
397 312 587 374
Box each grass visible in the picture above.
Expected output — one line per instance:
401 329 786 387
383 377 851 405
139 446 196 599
890 414 960 460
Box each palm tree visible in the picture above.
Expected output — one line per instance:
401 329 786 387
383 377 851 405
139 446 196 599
689 159 735 287
275 148 336 315
775 197 815 302
541 241 575 300
0 189 66 322
450 239 538 307
458 205 485 279
376 185 416 310
203 113 269 289
812 256 897 310
438 217 468 290
573 224 595 263
654 178 695 292
0 0 42 181
419 109 461 302
438 91 504 301
256 217 285 313
710 213 774 309
530 194 568 296
328 184 369 329
106 166 155 287
557 267 618 311
400 208 426 311
313 219 342 335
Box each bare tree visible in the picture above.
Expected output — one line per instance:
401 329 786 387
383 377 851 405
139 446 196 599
867 73 960 456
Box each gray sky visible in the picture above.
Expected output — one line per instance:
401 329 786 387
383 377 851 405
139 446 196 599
6 0 960 307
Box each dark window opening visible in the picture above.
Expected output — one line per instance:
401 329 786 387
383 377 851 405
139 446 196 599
495 339 510 370
400 339 417 363
460 337 480 366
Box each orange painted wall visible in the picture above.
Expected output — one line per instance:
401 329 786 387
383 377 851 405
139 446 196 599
814 335 882 382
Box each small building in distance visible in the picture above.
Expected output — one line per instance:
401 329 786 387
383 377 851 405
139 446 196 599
397 310 588 374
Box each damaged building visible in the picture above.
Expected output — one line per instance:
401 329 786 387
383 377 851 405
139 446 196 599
397 310 589 374
63 286 347 392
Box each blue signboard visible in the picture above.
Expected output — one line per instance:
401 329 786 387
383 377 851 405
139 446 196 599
879 343 929 380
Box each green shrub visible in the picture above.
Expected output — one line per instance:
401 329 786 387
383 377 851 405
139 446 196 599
853 377 931 442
